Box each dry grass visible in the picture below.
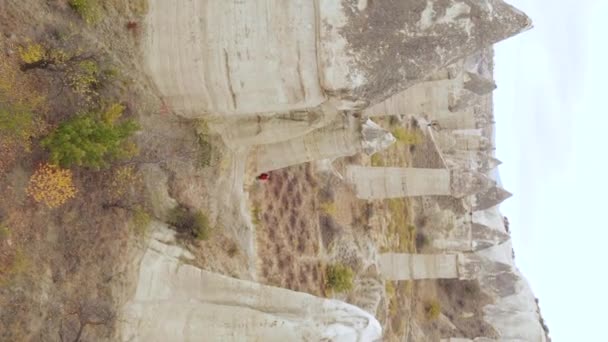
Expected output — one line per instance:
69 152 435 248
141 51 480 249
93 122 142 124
384 280 415 341
384 198 417 253
0 2 154 340
251 164 326 296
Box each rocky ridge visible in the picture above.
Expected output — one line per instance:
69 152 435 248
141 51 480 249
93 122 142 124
121 1 549 341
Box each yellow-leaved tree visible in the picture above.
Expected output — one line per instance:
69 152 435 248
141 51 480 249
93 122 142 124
26 163 77 208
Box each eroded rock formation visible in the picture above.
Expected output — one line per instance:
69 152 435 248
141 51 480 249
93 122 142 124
133 0 548 341
120 225 382 342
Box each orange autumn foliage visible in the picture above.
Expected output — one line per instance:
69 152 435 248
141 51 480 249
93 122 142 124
26 163 77 208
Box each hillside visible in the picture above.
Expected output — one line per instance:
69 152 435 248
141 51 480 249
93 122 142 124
0 1 548 341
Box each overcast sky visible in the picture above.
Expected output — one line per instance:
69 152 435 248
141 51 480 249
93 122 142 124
494 0 607 340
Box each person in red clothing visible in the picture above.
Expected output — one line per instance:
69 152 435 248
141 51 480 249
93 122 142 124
258 173 270 181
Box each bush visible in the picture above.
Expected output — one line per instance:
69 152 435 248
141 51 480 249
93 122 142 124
108 165 141 200
325 263 354 293
0 108 39 154
18 43 45 64
26 163 77 208
0 224 10 240
41 104 139 169
67 60 101 103
68 0 101 24
226 240 239 258
320 202 337 216
131 205 151 236
424 300 441 320
415 232 429 250
370 153 384 166
168 206 212 241
391 127 423 145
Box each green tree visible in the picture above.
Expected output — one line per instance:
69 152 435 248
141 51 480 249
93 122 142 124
41 105 138 169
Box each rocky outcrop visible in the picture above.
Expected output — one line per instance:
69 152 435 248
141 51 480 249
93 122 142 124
318 0 531 107
137 0 546 341
345 166 494 199
145 0 531 117
119 224 382 342
252 117 394 173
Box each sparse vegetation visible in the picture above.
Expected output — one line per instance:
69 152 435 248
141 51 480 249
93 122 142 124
0 224 10 240
68 0 101 24
197 123 220 167
131 205 151 236
109 165 141 200
370 153 384 166
26 163 77 208
251 204 261 226
67 59 101 102
387 199 417 252
386 281 398 316
424 299 441 320
391 127 423 145
168 205 212 241
41 104 139 169
320 201 337 216
226 240 240 258
0 249 29 286
415 232 430 250
18 42 45 64
325 263 354 293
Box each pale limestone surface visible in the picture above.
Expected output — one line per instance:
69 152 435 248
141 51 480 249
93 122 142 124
253 117 394 173
379 253 460 281
345 166 494 200
120 226 382 342
136 1 549 340
346 166 452 199
144 0 325 117
144 0 531 117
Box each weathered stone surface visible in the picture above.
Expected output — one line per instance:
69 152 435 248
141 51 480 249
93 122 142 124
119 225 382 342
473 186 513 211
144 0 325 117
464 72 497 95
346 166 452 199
379 253 460 280
450 169 496 198
318 0 532 106
145 0 530 117
252 116 361 173
361 119 396 155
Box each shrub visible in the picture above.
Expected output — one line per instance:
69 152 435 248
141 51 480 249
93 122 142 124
325 263 354 293
197 123 221 167
320 202 337 216
0 249 29 286
131 205 151 236
226 240 239 257
26 163 77 208
0 108 34 140
415 232 429 250
0 224 10 240
370 153 384 166
168 206 212 241
41 105 139 169
391 127 423 145
67 60 101 103
68 0 101 24
251 204 261 226
108 165 140 200
18 43 45 64
424 300 441 320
